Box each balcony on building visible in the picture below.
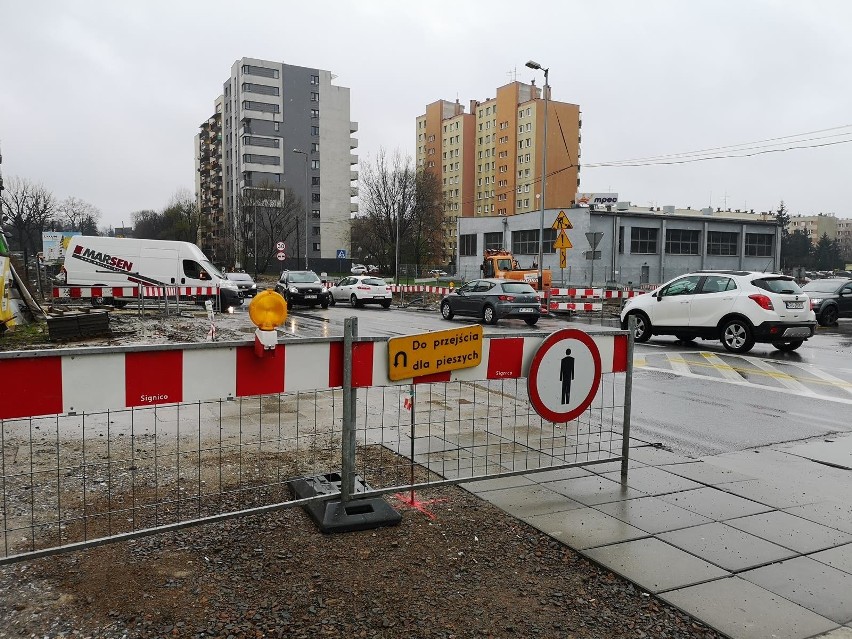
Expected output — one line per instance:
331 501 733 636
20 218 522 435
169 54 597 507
349 121 358 133
350 170 359 182
350 203 359 213
350 154 358 165
350 186 359 197
349 137 358 149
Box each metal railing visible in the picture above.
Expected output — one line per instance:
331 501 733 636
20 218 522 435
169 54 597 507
0 321 632 564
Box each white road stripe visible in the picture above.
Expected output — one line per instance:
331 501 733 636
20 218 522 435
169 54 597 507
743 356 816 394
700 352 745 381
787 363 852 398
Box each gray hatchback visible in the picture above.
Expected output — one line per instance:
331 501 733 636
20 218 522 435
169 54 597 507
440 278 541 325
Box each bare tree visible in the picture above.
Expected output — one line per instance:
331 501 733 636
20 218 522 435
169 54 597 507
59 196 101 233
0 176 56 279
355 149 416 280
354 149 445 280
237 183 302 276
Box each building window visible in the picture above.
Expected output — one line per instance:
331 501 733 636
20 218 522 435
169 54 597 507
310 92 319 101
311 193 321 202
242 83 279 96
459 234 477 256
665 229 700 255
311 176 320 186
242 100 279 113
312 209 320 218
310 109 319 118
312 226 320 236
707 231 739 256
311 126 319 135
243 136 279 148
511 229 556 255
311 159 320 169
745 233 773 257
241 65 278 79
310 74 319 85
242 154 280 165
312 242 320 251
484 232 503 251
630 227 659 254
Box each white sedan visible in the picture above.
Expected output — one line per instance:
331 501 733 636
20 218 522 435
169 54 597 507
329 275 393 308
350 264 368 275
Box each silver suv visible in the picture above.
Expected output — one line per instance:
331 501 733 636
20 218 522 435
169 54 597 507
620 271 816 353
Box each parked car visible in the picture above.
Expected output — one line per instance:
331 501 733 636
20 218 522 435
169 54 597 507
350 264 367 275
428 269 448 277
440 278 541 325
801 278 852 326
620 270 816 353
328 275 393 308
368 265 381 275
274 270 329 309
225 271 258 297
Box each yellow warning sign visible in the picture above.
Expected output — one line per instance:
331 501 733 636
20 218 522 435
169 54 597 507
559 249 567 269
553 233 573 249
552 210 573 230
388 325 483 381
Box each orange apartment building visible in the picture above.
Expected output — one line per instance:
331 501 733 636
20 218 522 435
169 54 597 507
416 81 581 262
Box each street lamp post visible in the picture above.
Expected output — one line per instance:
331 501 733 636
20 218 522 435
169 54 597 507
293 148 309 269
526 59 549 293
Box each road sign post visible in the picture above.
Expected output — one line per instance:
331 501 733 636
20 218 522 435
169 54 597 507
527 328 602 423
585 232 604 286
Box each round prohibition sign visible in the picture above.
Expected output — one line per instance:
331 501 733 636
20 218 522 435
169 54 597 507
527 328 602 423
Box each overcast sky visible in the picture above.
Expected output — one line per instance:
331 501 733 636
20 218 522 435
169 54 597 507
2 0 851 229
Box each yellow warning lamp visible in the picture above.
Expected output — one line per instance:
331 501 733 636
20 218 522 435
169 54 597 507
249 290 288 330
449 281 455 289
249 291 287 356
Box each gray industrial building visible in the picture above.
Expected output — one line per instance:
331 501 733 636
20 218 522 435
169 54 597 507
456 199 781 288
196 57 358 271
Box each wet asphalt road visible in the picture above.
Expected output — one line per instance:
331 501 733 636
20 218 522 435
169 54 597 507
267 303 852 459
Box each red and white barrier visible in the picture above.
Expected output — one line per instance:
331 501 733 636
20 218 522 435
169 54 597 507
53 286 220 299
549 288 639 299
549 302 603 312
389 284 453 296
0 333 629 420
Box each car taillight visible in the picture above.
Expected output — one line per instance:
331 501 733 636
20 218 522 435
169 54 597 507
497 295 515 302
748 293 774 311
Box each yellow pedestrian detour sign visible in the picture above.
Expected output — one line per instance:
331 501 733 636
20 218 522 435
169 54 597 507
388 325 483 381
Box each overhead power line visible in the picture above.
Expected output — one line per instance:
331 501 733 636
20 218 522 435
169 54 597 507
584 125 852 168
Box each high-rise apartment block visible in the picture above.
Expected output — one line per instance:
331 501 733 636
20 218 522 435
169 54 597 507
196 58 358 268
416 81 580 260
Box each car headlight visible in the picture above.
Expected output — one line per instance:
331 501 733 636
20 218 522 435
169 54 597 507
221 281 238 291
250 283 257 289
289 286 299 294
321 286 327 293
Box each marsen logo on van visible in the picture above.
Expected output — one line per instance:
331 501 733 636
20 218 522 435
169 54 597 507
72 244 134 273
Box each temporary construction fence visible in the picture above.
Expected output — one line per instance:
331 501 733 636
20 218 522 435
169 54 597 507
52 284 228 315
0 320 633 564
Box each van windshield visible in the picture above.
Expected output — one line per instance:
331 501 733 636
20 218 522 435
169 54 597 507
203 261 225 279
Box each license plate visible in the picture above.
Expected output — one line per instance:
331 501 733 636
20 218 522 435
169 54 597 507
519 308 535 313
304 294 317 299
786 301 804 309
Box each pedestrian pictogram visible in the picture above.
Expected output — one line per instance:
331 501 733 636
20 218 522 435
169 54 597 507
527 328 602 422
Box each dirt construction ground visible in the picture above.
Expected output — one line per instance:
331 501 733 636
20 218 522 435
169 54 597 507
0 306 721 639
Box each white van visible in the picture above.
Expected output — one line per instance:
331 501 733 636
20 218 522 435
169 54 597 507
61 237 242 308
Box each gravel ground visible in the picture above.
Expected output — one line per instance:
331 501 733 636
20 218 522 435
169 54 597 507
0 303 722 639
0 483 721 639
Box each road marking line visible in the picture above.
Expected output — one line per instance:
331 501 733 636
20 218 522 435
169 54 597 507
744 357 815 394
665 354 692 376
784 364 852 397
699 352 745 381
635 364 852 405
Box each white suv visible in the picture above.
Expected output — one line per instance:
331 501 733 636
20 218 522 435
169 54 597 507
620 271 816 353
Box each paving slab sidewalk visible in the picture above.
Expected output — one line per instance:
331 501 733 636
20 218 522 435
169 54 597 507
466 433 852 639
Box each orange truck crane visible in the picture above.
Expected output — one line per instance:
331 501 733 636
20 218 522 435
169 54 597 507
480 249 552 291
